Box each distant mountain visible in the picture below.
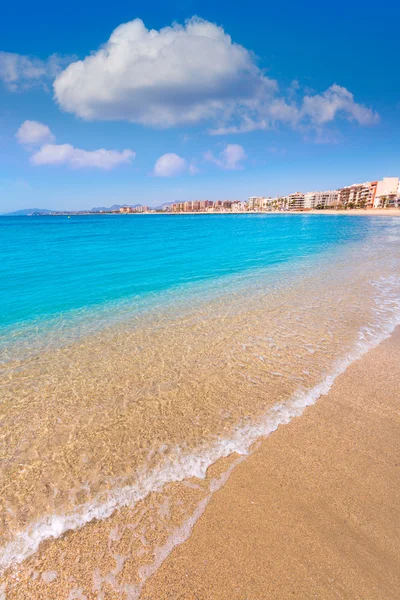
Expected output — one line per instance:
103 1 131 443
3 208 55 216
90 204 142 213
154 201 175 210
3 204 150 216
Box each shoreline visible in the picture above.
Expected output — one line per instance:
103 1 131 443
6 208 400 217
149 209 400 216
141 326 400 599
308 208 400 216
3 326 400 598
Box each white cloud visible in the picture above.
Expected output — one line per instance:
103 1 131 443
301 84 379 126
153 153 187 177
16 121 135 170
0 52 73 91
208 99 299 134
30 144 135 169
4 18 377 141
16 120 55 146
54 17 277 128
209 118 269 135
204 144 246 170
52 17 378 137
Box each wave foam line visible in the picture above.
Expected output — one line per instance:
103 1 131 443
91 455 246 600
1 278 400 574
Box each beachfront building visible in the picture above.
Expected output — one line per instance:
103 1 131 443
304 192 318 209
165 177 400 214
373 177 400 207
337 181 377 208
200 200 213 211
171 200 236 213
304 191 340 209
259 197 276 211
280 192 305 211
248 196 280 211
248 196 262 210
231 201 246 212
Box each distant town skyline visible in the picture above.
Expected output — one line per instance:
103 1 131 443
5 175 399 215
1 0 399 213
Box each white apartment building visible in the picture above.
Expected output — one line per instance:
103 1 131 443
260 197 276 210
248 196 264 210
231 201 247 212
304 191 340 209
248 196 278 210
249 176 400 212
281 192 305 210
373 177 400 207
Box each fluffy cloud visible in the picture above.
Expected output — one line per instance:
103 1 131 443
16 121 135 169
301 84 379 126
204 144 246 170
153 153 187 177
6 17 378 138
209 87 378 134
52 17 378 136
0 52 72 91
30 144 135 169
54 17 277 128
16 120 55 146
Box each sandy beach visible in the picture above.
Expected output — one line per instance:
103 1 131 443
308 208 400 216
3 327 400 598
136 209 400 216
3 3 400 599
140 327 400 600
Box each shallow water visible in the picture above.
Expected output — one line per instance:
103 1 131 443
1 214 400 595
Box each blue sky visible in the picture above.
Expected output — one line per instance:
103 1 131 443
1 0 399 212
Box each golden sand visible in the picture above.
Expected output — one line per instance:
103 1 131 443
151 209 400 216
141 327 400 600
309 208 400 216
3 327 400 599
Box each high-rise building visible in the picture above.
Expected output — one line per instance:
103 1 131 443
199 200 212 210
337 182 377 208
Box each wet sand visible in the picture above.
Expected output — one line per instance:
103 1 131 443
2 309 400 598
141 327 400 600
5 327 399 599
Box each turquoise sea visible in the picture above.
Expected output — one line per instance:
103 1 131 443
0 213 395 333
2 214 400 594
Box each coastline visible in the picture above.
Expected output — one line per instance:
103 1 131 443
150 209 400 216
7 208 400 217
3 326 400 598
308 208 400 216
141 326 400 599
101 209 400 216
